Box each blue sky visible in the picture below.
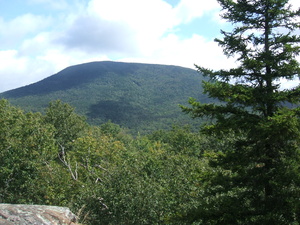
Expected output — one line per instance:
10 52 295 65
0 0 299 92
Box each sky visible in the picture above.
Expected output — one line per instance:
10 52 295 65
0 0 299 93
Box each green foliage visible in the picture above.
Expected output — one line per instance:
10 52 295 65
44 100 87 149
0 99 57 203
148 125 210 157
182 0 300 224
0 99 214 224
78 135 206 225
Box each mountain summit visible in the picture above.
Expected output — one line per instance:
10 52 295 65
1 61 209 133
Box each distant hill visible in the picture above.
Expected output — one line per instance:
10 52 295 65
0 61 210 133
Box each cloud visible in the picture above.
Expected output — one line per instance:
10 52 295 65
174 0 220 23
119 33 236 70
290 0 300 8
85 0 177 52
87 0 175 30
55 15 139 56
0 50 52 91
0 14 52 49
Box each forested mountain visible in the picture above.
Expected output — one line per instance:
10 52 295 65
0 61 210 133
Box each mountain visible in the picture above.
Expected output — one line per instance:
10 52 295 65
0 61 210 133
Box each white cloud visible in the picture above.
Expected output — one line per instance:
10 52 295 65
174 0 220 23
0 14 52 48
121 33 236 70
18 32 55 57
87 0 175 28
55 15 139 56
86 0 177 50
289 0 300 9
0 50 43 91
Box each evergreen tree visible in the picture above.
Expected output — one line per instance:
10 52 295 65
182 0 300 224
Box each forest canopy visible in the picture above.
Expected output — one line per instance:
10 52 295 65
0 99 215 224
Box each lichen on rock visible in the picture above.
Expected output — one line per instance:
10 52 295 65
0 204 79 225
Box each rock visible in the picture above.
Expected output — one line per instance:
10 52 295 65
0 204 80 225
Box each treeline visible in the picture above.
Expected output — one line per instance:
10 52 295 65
0 99 225 224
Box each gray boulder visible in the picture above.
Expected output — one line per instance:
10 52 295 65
0 204 79 225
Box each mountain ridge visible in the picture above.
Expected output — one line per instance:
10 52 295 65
1 61 209 133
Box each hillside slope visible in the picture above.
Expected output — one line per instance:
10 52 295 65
1 61 209 133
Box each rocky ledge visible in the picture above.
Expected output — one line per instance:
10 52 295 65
0 204 79 225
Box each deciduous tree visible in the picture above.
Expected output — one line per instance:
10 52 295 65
44 100 87 151
0 99 57 203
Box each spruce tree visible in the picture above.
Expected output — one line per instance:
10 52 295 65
182 0 300 224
